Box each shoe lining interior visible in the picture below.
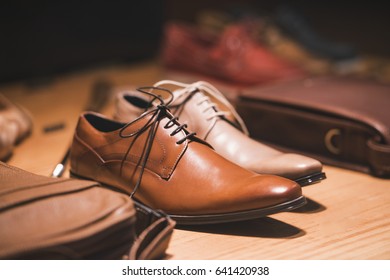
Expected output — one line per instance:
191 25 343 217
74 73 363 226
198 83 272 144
124 95 150 109
85 114 124 132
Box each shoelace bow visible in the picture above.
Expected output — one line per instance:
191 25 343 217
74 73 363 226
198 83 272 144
118 86 196 197
153 80 249 136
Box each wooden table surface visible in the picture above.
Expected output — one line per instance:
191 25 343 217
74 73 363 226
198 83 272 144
1 61 389 260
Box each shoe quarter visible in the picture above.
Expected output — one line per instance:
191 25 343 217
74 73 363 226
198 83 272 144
95 117 188 180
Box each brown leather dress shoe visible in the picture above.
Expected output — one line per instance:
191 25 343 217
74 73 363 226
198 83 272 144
0 94 33 160
70 87 305 225
115 81 326 186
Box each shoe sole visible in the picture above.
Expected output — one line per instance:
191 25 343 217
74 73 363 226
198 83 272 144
295 172 326 187
168 195 306 225
70 171 307 225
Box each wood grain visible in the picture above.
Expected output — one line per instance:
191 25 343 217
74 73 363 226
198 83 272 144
1 61 389 260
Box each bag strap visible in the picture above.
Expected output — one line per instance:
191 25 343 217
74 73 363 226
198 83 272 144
367 138 390 177
125 201 176 260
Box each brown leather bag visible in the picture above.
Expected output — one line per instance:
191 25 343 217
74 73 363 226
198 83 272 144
236 76 390 177
0 162 175 260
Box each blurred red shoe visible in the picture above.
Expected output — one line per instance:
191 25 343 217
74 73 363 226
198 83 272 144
161 22 306 87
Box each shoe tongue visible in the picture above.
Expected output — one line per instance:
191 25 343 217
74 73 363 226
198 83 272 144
172 88 220 116
171 88 191 106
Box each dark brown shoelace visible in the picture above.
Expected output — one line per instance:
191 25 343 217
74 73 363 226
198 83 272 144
119 87 196 197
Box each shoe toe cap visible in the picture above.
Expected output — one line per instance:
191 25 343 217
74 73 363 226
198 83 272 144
252 153 323 180
240 174 303 209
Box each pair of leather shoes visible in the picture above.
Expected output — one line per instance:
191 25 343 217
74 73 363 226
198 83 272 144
161 21 305 87
196 9 362 76
115 80 326 186
70 87 306 225
0 94 32 161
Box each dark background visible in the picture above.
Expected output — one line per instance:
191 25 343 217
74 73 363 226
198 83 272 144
1 0 389 85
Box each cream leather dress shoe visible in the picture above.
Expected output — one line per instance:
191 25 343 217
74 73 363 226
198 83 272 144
115 81 326 186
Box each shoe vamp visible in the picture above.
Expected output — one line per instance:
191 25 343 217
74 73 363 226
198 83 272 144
207 120 281 166
98 141 294 215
